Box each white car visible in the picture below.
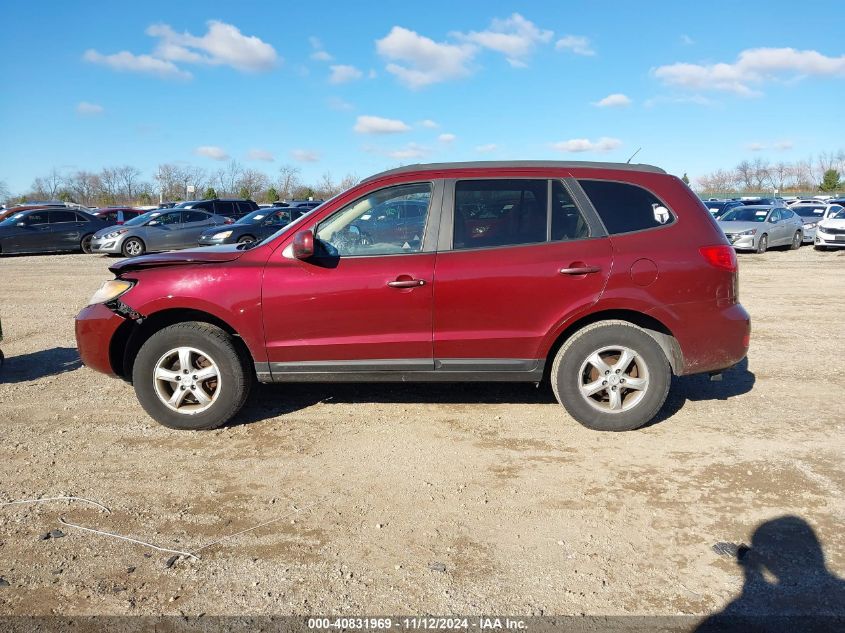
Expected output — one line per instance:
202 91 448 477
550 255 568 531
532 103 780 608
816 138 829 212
815 207 845 250
791 204 844 243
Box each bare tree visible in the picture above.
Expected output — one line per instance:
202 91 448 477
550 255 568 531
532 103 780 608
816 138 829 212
0 180 10 204
338 172 360 192
214 160 243 196
751 158 771 191
735 160 754 191
235 169 269 199
114 165 142 202
277 164 301 201
67 171 102 206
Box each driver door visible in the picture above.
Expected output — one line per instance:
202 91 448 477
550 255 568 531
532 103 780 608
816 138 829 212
260 181 443 374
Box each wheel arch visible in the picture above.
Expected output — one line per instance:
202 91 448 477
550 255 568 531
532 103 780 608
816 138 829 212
110 307 255 381
542 309 683 380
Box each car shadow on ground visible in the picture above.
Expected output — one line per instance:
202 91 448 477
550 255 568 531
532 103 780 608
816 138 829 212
0 347 82 383
695 515 845 632
231 357 756 429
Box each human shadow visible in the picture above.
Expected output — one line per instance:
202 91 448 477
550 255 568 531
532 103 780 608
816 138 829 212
0 347 82 383
696 515 845 632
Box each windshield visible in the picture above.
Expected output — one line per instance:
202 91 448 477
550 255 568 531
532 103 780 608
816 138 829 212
792 206 827 218
721 207 771 222
124 210 161 226
243 197 336 249
0 212 26 226
236 208 287 225
832 209 845 220
706 202 728 211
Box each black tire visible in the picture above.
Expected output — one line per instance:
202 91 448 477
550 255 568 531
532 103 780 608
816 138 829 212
80 234 94 254
551 320 671 432
789 231 802 250
132 322 252 430
814 245 827 251
756 234 768 254
237 235 256 244
122 237 145 258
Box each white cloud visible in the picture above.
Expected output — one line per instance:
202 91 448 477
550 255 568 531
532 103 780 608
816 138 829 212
194 145 229 160
376 26 475 89
329 64 363 84
309 36 333 62
76 101 104 116
774 140 794 150
555 35 595 56
291 149 321 162
353 115 411 134
745 140 794 152
746 142 767 151
246 148 274 161
438 133 456 143
475 143 498 153
419 119 439 128
387 143 429 160
457 13 552 67
680 34 695 45
551 137 622 153
653 47 845 95
327 96 354 111
83 49 191 79
147 21 277 72
643 93 716 108
594 93 631 107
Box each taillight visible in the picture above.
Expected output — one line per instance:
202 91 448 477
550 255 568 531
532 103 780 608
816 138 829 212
699 245 737 272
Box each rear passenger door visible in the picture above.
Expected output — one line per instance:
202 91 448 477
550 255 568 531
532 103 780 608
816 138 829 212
178 210 216 247
432 178 612 372
48 210 83 250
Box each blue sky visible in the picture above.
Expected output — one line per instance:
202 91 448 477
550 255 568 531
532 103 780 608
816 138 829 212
1 0 844 193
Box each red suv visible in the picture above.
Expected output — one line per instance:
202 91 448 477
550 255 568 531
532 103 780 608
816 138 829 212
75 161 750 432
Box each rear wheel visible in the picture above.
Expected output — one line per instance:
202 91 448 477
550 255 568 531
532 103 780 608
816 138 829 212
80 234 94 254
122 237 145 258
756 234 768 254
132 322 251 430
237 235 256 244
790 231 802 250
551 321 671 431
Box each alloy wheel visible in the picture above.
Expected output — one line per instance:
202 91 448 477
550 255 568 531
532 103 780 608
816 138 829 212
152 346 221 414
577 345 650 413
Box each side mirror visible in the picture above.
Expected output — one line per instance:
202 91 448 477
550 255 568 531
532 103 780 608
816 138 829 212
292 229 314 259
17 221 26 227
148 220 160 226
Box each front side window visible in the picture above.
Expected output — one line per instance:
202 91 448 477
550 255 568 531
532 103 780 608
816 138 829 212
155 211 182 225
25 211 49 225
316 183 431 256
453 179 547 249
578 180 674 234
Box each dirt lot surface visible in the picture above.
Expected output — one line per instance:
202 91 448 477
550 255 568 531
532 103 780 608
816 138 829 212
1 247 843 619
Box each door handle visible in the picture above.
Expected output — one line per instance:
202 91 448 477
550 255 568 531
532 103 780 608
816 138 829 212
559 265 601 275
387 278 426 288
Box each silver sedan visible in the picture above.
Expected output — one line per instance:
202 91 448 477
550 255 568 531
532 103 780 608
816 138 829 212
718 205 804 253
90 209 229 257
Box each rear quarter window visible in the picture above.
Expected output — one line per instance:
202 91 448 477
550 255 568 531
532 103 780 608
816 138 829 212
578 180 674 234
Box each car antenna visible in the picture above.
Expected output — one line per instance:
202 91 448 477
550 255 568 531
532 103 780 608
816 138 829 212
626 147 642 164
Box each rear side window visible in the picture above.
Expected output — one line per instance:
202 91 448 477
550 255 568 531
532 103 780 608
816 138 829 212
49 210 78 223
453 179 548 249
183 210 210 223
578 180 674 234
214 201 235 216
237 202 254 213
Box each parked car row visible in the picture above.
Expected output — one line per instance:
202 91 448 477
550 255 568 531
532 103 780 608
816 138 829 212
715 202 845 252
0 197 324 256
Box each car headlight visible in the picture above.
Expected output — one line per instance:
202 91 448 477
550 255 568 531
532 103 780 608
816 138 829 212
212 230 232 239
738 229 757 236
804 222 818 229
88 279 134 306
104 229 129 239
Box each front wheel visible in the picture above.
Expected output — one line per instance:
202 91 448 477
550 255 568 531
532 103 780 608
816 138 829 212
551 321 671 431
790 231 802 250
132 322 252 430
756 234 768 254
80 234 94 254
237 235 256 244
122 237 145 258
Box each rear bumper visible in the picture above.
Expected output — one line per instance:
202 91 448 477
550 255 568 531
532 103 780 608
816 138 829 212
75 303 126 376
650 302 750 376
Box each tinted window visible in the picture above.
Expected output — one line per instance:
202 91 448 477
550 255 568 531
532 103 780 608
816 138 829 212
579 180 673 234
793 206 827 218
551 181 590 241
214 201 236 216
25 211 49 225
769 210 781 222
237 202 254 213
155 211 182 225
74 212 91 222
50 210 78 223
453 179 547 249
317 183 431 256
183 210 210 223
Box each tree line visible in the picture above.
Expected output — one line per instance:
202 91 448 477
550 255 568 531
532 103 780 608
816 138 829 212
2 161 359 207
695 150 844 196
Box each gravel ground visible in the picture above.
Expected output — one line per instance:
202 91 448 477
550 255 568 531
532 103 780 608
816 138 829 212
0 246 843 618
